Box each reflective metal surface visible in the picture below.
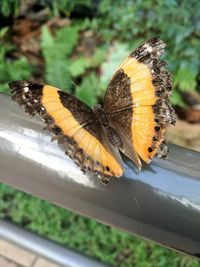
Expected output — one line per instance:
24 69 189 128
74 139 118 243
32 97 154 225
0 94 200 257
0 220 107 267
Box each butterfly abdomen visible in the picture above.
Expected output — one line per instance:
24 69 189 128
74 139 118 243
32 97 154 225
93 104 122 148
106 126 122 148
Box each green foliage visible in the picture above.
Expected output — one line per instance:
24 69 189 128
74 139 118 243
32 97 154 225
0 26 9 39
41 25 106 102
69 47 106 77
0 0 92 18
2 0 198 106
39 0 92 17
0 184 200 267
41 25 80 91
0 44 31 94
100 42 129 88
171 90 186 108
55 26 80 56
76 73 99 107
97 0 200 105
174 62 198 92
0 0 20 17
69 57 90 77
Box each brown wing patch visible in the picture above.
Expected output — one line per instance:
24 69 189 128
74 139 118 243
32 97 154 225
104 69 133 113
9 81 123 183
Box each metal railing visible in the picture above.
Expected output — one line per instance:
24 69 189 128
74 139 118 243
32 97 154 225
0 93 200 261
0 220 107 267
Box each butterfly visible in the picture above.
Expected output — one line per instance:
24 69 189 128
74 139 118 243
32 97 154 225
9 37 176 184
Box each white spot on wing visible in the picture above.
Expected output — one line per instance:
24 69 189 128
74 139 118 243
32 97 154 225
147 46 153 53
134 103 140 107
143 43 153 53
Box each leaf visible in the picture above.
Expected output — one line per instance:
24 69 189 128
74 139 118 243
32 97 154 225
41 25 80 91
91 47 106 67
0 45 6 62
69 48 106 77
45 59 71 91
55 26 80 56
175 26 194 44
0 60 8 83
0 53 31 94
0 0 20 17
0 82 11 94
0 26 9 39
171 90 186 107
100 42 129 88
7 57 31 81
68 57 89 77
76 73 98 107
41 26 54 50
41 26 59 66
174 63 198 91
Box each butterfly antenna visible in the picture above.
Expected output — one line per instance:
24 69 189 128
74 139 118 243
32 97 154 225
71 80 78 89
96 70 101 95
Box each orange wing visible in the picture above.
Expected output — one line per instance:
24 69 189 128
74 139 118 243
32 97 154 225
104 37 176 167
9 81 123 183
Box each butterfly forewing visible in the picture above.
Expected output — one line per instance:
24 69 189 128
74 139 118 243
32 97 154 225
104 37 176 166
9 81 123 183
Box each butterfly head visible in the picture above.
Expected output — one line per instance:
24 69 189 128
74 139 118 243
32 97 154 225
93 104 109 127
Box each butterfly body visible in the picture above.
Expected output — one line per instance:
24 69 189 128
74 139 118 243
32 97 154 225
93 104 122 148
9 37 176 184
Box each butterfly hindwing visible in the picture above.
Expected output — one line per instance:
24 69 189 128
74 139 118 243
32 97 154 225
104 37 176 166
9 81 123 183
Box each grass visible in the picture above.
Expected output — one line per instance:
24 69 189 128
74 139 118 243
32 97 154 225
0 183 199 267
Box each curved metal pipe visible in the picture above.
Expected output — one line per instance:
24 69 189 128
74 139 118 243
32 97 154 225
0 94 200 258
0 220 107 267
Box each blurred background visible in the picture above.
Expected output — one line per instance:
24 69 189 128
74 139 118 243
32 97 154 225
0 0 200 266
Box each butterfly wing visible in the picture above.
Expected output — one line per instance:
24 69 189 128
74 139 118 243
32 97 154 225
9 81 123 183
104 37 176 168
